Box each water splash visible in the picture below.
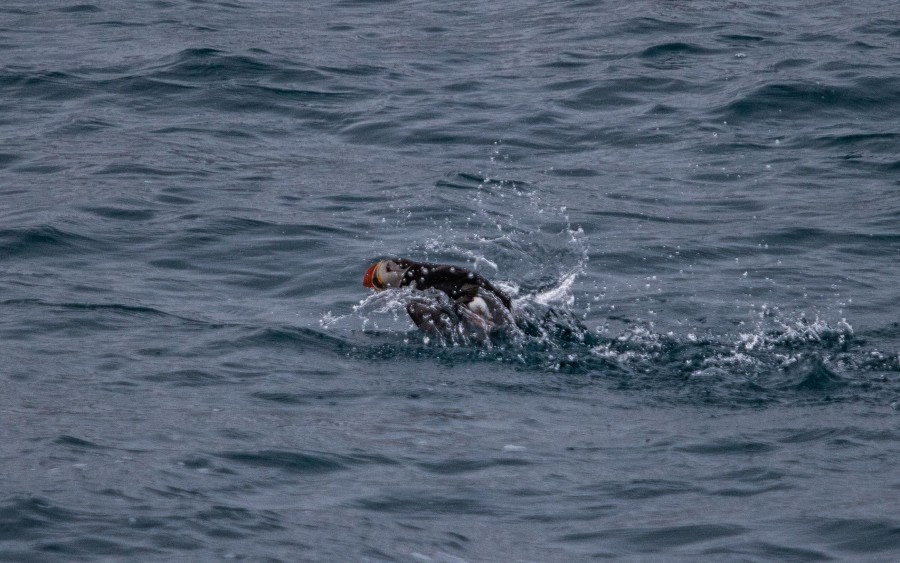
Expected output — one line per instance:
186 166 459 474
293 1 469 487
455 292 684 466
320 262 897 406
395 171 591 297
324 166 898 405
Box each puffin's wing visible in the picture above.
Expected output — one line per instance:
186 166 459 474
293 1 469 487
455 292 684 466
454 283 481 302
405 298 458 335
455 284 514 328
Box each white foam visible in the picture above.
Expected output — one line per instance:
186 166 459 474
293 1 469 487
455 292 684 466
533 272 577 306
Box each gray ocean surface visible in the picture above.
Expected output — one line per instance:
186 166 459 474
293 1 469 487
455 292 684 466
2 1 899 560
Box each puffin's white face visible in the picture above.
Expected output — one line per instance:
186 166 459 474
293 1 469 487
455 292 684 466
363 259 409 290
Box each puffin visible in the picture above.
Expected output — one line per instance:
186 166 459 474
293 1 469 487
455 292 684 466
363 258 514 336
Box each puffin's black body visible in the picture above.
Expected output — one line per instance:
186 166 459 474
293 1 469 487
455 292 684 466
363 258 513 336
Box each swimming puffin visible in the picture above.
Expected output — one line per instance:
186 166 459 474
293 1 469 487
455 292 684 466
363 258 514 336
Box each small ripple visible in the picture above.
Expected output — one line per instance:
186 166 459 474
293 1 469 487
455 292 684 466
603 479 698 500
718 34 767 44
0 226 106 260
585 209 718 226
559 524 745 550
95 163 208 177
251 389 366 404
0 497 77 542
191 504 285 537
783 357 847 392
753 227 900 256
719 78 900 123
0 69 89 101
100 75 197 97
772 58 815 70
2 299 182 319
0 7 35 15
617 17 695 35
705 541 828 561
775 428 847 444
249 83 351 102
153 48 273 80
854 19 900 38
79 206 156 221
817 132 899 147
341 119 403 146
708 483 794 498
54 116 116 135
54 435 107 449
87 20 148 28
560 86 641 111
676 439 777 455
151 125 257 140
704 467 793 497
416 457 530 475
639 42 718 58
811 518 900 554
543 78 593 92
142 369 225 387
355 492 494 515
53 4 102 14
216 449 396 474
236 326 349 354
0 152 23 168
559 77 695 112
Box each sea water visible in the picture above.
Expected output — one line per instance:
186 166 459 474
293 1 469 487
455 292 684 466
1 1 899 560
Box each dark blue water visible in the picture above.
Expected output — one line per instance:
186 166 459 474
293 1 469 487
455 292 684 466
2 1 899 560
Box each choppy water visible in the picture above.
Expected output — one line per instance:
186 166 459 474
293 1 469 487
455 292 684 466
2 1 899 560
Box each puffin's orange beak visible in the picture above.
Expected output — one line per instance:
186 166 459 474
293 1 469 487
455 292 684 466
363 262 379 289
